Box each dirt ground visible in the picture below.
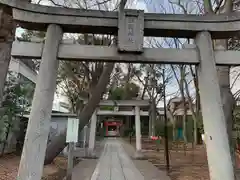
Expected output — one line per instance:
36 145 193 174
144 147 210 180
126 137 210 180
0 153 67 180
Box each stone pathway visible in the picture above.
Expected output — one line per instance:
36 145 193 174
91 138 144 180
72 138 171 180
120 139 171 180
71 140 105 180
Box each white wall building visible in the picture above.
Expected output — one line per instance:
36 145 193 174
8 58 70 113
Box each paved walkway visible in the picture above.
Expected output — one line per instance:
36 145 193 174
71 140 104 180
72 138 171 180
91 138 144 180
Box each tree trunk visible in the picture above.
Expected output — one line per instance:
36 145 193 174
149 99 156 137
44 63 114 165
180 66 187 143
16 118 27 155
1 124 10 157
166 108 175 141
0 8 15 108
172 116 176 141
193 66 201 144
184 77 198 145
148 107 152 137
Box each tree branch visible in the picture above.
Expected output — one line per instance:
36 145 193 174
203 0 214 14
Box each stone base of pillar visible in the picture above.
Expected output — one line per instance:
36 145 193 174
133 150 145 160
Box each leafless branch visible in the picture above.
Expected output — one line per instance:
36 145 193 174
120 0 127 10
48 0 68 7
231 72 240 89
169 0 188 14
203 0 214 13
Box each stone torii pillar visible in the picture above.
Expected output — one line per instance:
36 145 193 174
134 106 143 159
17 24 63 180
88 110 97 157
196 31 234 180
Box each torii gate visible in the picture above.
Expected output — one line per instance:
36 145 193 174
0 0 238 179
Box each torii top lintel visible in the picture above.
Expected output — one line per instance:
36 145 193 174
1 0 240 39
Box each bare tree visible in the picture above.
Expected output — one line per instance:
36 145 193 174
144 0 236 166
43 0 139 164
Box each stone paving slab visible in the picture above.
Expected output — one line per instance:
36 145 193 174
73 140 105 158
72 138 171 180
71 159 98 180
90 138 144 180
71 140 105 180
121 139 171 180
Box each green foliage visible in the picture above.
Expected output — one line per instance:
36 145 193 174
155 121 173 140
0 72 34 149
108 87 125 100
155 115 199 143
155 119 166 137
17 30 43 72
124 128 133 137
129 128 135 136
19 30 46 42
134 64 167 101
108 82 140 100
197 114 204 134
124 83 140 99
100 106 114 111
155 121 163 137
233 106 240 139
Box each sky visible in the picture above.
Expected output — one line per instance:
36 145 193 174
138 0 240 99
15 0 240 110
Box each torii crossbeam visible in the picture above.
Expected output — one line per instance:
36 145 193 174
0 0 240 38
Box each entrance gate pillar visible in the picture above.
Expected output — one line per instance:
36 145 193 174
17 24 63 180
88 110 97 157
196 31 234 180
134 106 143 158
